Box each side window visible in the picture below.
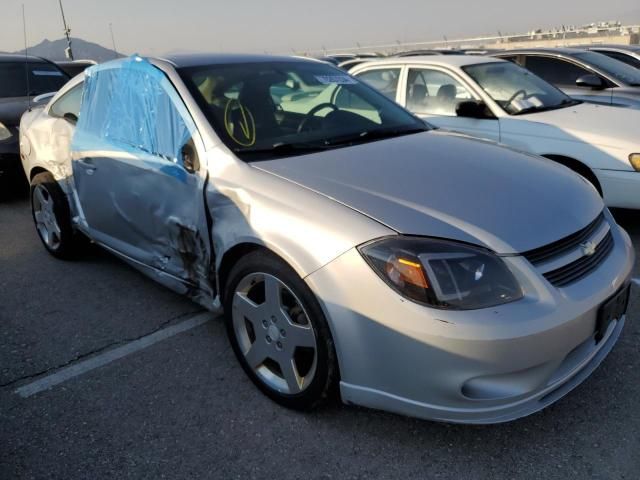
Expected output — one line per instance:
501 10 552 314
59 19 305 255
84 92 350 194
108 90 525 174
50 83 83 120
524 56 590 87
74 62 197 169
597 51 640 69
355 68 401 100
405 68 473 116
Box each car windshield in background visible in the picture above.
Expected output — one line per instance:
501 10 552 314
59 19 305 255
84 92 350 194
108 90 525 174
179 61 428 160
463 61 577 115
573 51 640 86
0 62 69 98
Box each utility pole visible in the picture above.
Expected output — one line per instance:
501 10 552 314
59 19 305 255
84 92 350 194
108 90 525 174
58 0 73 60
109 23 118 57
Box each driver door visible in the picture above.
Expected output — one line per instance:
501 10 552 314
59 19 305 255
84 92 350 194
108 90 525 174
71 63 212 292
401 67 500 142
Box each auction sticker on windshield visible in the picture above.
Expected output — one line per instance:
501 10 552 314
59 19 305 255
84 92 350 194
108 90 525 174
315 75 358 85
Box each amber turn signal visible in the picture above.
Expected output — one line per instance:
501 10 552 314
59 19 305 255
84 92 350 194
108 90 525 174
385 255 429 289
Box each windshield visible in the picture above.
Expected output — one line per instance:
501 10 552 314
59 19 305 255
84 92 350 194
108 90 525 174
463 62 576 115
0 62 69 98
573 51 640 86
179 61 428 160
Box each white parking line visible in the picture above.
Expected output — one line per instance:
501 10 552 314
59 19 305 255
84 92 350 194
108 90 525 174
633 278 640 287
15 312 212 398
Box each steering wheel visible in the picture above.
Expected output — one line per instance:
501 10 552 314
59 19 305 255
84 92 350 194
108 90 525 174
297 103 339 133
506 89 527 106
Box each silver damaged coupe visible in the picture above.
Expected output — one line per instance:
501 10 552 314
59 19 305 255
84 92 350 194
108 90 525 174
19 54 635 423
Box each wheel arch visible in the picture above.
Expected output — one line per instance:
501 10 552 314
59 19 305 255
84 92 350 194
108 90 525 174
541 154 603 195
218 241 343 394
29 166 51 181
217 242 267 298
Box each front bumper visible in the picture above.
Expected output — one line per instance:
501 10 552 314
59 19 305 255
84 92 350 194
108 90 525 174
306 220 634 424
596 168 640 210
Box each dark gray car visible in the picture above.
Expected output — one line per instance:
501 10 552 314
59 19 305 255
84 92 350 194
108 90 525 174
581 44 640 70
0 54 69 189
492 48 640 108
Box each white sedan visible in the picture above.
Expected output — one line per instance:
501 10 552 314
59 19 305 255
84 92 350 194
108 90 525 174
350 56 640 210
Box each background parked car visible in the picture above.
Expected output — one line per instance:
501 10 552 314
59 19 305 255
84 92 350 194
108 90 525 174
319 53 380 68
350 55 640 209
55 59 97 78
394 49 464 57
0 54 69 193
492 48 640 108
581 45 640 70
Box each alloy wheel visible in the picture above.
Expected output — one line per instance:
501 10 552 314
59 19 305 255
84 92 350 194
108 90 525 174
232 272 318 394
32 184 62 251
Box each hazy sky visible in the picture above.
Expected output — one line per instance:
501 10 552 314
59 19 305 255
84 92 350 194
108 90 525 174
2 0 640 55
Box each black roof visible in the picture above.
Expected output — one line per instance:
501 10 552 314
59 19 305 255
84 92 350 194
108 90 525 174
163 53 315 68
586 44 640 52
494 47 590 56
0 53 49 63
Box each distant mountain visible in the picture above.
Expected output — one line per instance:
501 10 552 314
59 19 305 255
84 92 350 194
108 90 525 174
13 37 122 63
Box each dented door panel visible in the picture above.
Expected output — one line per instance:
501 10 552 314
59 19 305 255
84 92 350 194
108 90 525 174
70 57 215 302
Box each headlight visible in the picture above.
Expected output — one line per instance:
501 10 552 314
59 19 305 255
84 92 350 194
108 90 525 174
0 122 12 141
359 237 523 310
629 153 640 172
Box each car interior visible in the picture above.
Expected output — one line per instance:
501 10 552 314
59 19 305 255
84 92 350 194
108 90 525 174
404 69 472 115
184 65 402 151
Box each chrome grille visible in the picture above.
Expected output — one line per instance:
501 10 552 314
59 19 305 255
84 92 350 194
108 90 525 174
522 212 614 288
522 212 605 265
542 231 614 287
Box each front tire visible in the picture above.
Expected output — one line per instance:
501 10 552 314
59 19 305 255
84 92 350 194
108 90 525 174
30 172 77 259
224 251 338 410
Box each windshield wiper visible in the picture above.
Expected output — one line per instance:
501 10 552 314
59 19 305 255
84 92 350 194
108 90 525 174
324 126 429 147
236 126 429 159
236 142 334 158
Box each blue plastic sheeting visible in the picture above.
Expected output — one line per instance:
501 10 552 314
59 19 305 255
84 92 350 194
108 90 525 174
71 56 196 172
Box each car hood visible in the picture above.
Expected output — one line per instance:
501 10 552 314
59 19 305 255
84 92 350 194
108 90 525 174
0 97 30 126
512 102 640 148
254 131 603 254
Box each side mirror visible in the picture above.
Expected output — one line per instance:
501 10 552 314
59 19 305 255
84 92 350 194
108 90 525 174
455 100 491 119
286 79 301 90
181 143 199 174
575 74 606 90
63 112 78 124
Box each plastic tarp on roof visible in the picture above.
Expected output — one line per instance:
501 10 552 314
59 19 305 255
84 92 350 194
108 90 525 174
71 55 196 173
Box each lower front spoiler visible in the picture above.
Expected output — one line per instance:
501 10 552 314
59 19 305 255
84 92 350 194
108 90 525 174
340 316 625 424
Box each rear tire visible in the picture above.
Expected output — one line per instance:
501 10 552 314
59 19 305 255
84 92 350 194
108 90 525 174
223 250 338 410
30 172 78 259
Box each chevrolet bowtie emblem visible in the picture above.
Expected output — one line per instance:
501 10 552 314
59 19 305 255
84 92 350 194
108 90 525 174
581 241 597 257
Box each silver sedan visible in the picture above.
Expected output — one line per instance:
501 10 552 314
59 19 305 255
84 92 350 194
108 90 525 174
19 54 635 423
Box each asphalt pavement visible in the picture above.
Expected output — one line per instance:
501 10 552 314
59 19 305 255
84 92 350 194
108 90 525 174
1 191 639 480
